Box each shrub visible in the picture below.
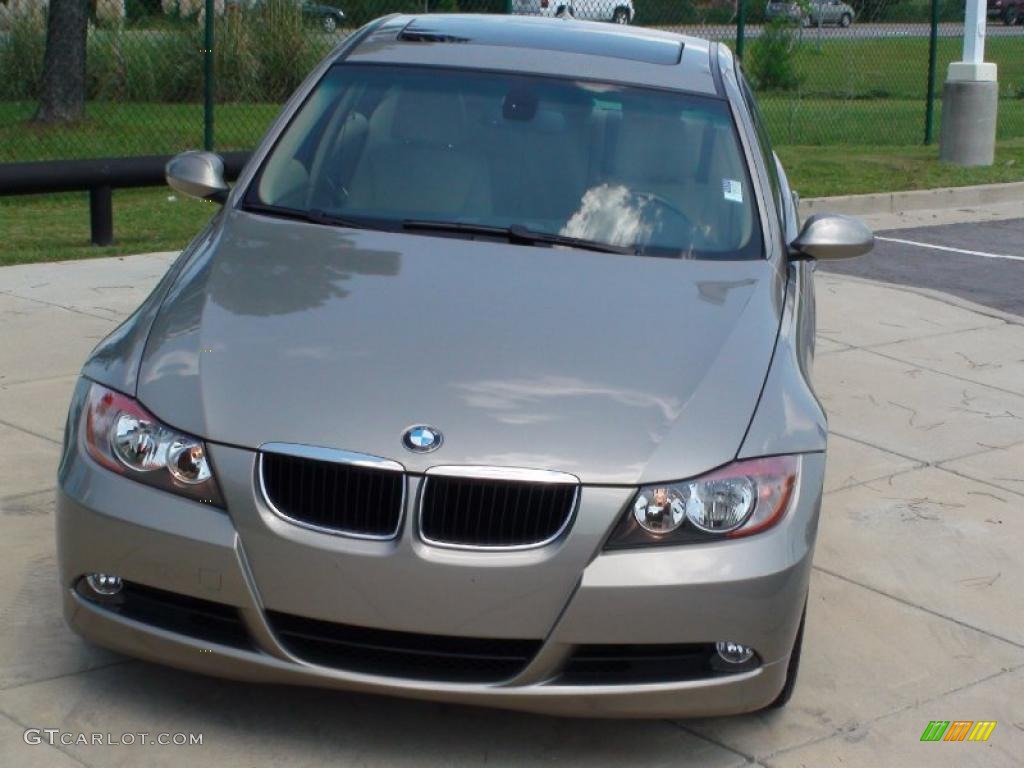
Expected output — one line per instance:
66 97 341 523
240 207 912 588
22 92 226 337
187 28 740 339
215 9 262 102
125 0 165 22
252 0 322 101
746 18 803 92
88 26 202 101
3 1 514 105
0 6 46 100
343 0 421 28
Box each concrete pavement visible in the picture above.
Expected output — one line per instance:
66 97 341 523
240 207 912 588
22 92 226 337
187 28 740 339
1 249 1022 767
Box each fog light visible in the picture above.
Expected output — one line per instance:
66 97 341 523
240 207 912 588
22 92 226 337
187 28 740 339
85 573 123 597
715 640 754 665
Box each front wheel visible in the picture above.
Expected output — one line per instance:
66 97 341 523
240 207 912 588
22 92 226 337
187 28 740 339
840 13 852 27
612 8 630 24
321 14 338 33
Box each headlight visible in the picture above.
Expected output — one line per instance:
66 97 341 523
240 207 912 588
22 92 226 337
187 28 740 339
82 382 224 507
606 455 799 549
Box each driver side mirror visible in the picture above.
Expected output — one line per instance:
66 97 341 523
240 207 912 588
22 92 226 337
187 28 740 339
166 150 229 204
789 213 874 260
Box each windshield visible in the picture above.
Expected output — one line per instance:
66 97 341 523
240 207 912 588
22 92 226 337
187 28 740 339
251 64 763 260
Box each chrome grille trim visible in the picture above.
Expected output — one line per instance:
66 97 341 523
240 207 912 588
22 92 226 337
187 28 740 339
257 443 406 540
259 442 405 473
423 465 581 484
417 466 581 551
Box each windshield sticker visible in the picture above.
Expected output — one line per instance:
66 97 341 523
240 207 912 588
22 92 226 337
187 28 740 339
722 179 744 204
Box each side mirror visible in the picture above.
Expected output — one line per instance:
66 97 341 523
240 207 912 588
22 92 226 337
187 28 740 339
790 213 873 260
166 151 229 203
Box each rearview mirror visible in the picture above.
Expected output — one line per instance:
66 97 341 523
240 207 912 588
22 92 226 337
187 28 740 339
166 151 229 203
789 213 873 260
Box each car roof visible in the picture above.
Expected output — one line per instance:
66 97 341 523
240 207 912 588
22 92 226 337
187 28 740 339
342 14 722 96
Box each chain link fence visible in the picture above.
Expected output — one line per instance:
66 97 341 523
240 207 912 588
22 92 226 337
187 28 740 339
1 0 1022 164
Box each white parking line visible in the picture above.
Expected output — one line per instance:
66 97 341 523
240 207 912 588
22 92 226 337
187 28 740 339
876 236 1024 263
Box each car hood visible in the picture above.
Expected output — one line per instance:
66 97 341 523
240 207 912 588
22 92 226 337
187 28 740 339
137 210 784 484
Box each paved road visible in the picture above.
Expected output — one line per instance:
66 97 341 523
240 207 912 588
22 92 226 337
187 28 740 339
823 218 1024 317
661 21 1024 40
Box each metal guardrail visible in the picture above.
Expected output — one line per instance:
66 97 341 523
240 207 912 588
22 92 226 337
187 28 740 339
0 151 250 246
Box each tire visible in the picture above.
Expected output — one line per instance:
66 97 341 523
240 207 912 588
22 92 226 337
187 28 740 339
1004 4 1019 25
840 13 852 27
612 8 630 24
765 605 806 710
321 14 337 33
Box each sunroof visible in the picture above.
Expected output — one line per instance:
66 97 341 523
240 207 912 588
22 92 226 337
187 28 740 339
397 16 684 66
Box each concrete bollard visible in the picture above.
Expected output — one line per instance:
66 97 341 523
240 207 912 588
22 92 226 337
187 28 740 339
940 0 999 167
939 79 999 167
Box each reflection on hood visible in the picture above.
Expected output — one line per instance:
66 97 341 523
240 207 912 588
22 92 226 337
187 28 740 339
135 212 783 484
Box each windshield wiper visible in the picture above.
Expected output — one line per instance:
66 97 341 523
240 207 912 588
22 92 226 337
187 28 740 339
243 202 393 232
402 220 637 255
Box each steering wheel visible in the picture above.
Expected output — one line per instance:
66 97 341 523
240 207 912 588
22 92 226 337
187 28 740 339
630 192 709 255
638 192 690 226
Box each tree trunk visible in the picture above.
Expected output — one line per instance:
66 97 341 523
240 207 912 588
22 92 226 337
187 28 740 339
34 0 90 124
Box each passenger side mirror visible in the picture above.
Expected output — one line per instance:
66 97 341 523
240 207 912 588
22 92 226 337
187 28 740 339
789 213 873 260
166 151 229 204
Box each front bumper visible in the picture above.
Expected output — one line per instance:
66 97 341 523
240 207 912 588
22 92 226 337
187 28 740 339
57 440 823 718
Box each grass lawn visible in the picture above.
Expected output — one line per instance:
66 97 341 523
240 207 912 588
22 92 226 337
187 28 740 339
789 36 1023 101
0 102 282 162
2 140 1022 265
777 139 1024 197
0 188 216 266
6 94 1024 160
763 97 1024 146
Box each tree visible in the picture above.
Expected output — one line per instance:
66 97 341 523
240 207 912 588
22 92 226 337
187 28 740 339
35 0 90 124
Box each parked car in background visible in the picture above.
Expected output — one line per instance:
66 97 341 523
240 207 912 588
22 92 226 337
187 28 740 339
303 0 345 33
764 0 803 24
988 0 1021 25
227 0 346 32
766 0 855 27
511 0 635 25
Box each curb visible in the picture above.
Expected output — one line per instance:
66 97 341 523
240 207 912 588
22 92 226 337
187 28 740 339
818 271 1023 325
799 181 1024 218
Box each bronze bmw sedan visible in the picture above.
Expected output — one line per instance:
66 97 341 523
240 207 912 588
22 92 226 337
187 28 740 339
57 14 872 717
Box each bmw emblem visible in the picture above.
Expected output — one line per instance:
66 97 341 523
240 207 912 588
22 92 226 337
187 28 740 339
403 425 443 453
